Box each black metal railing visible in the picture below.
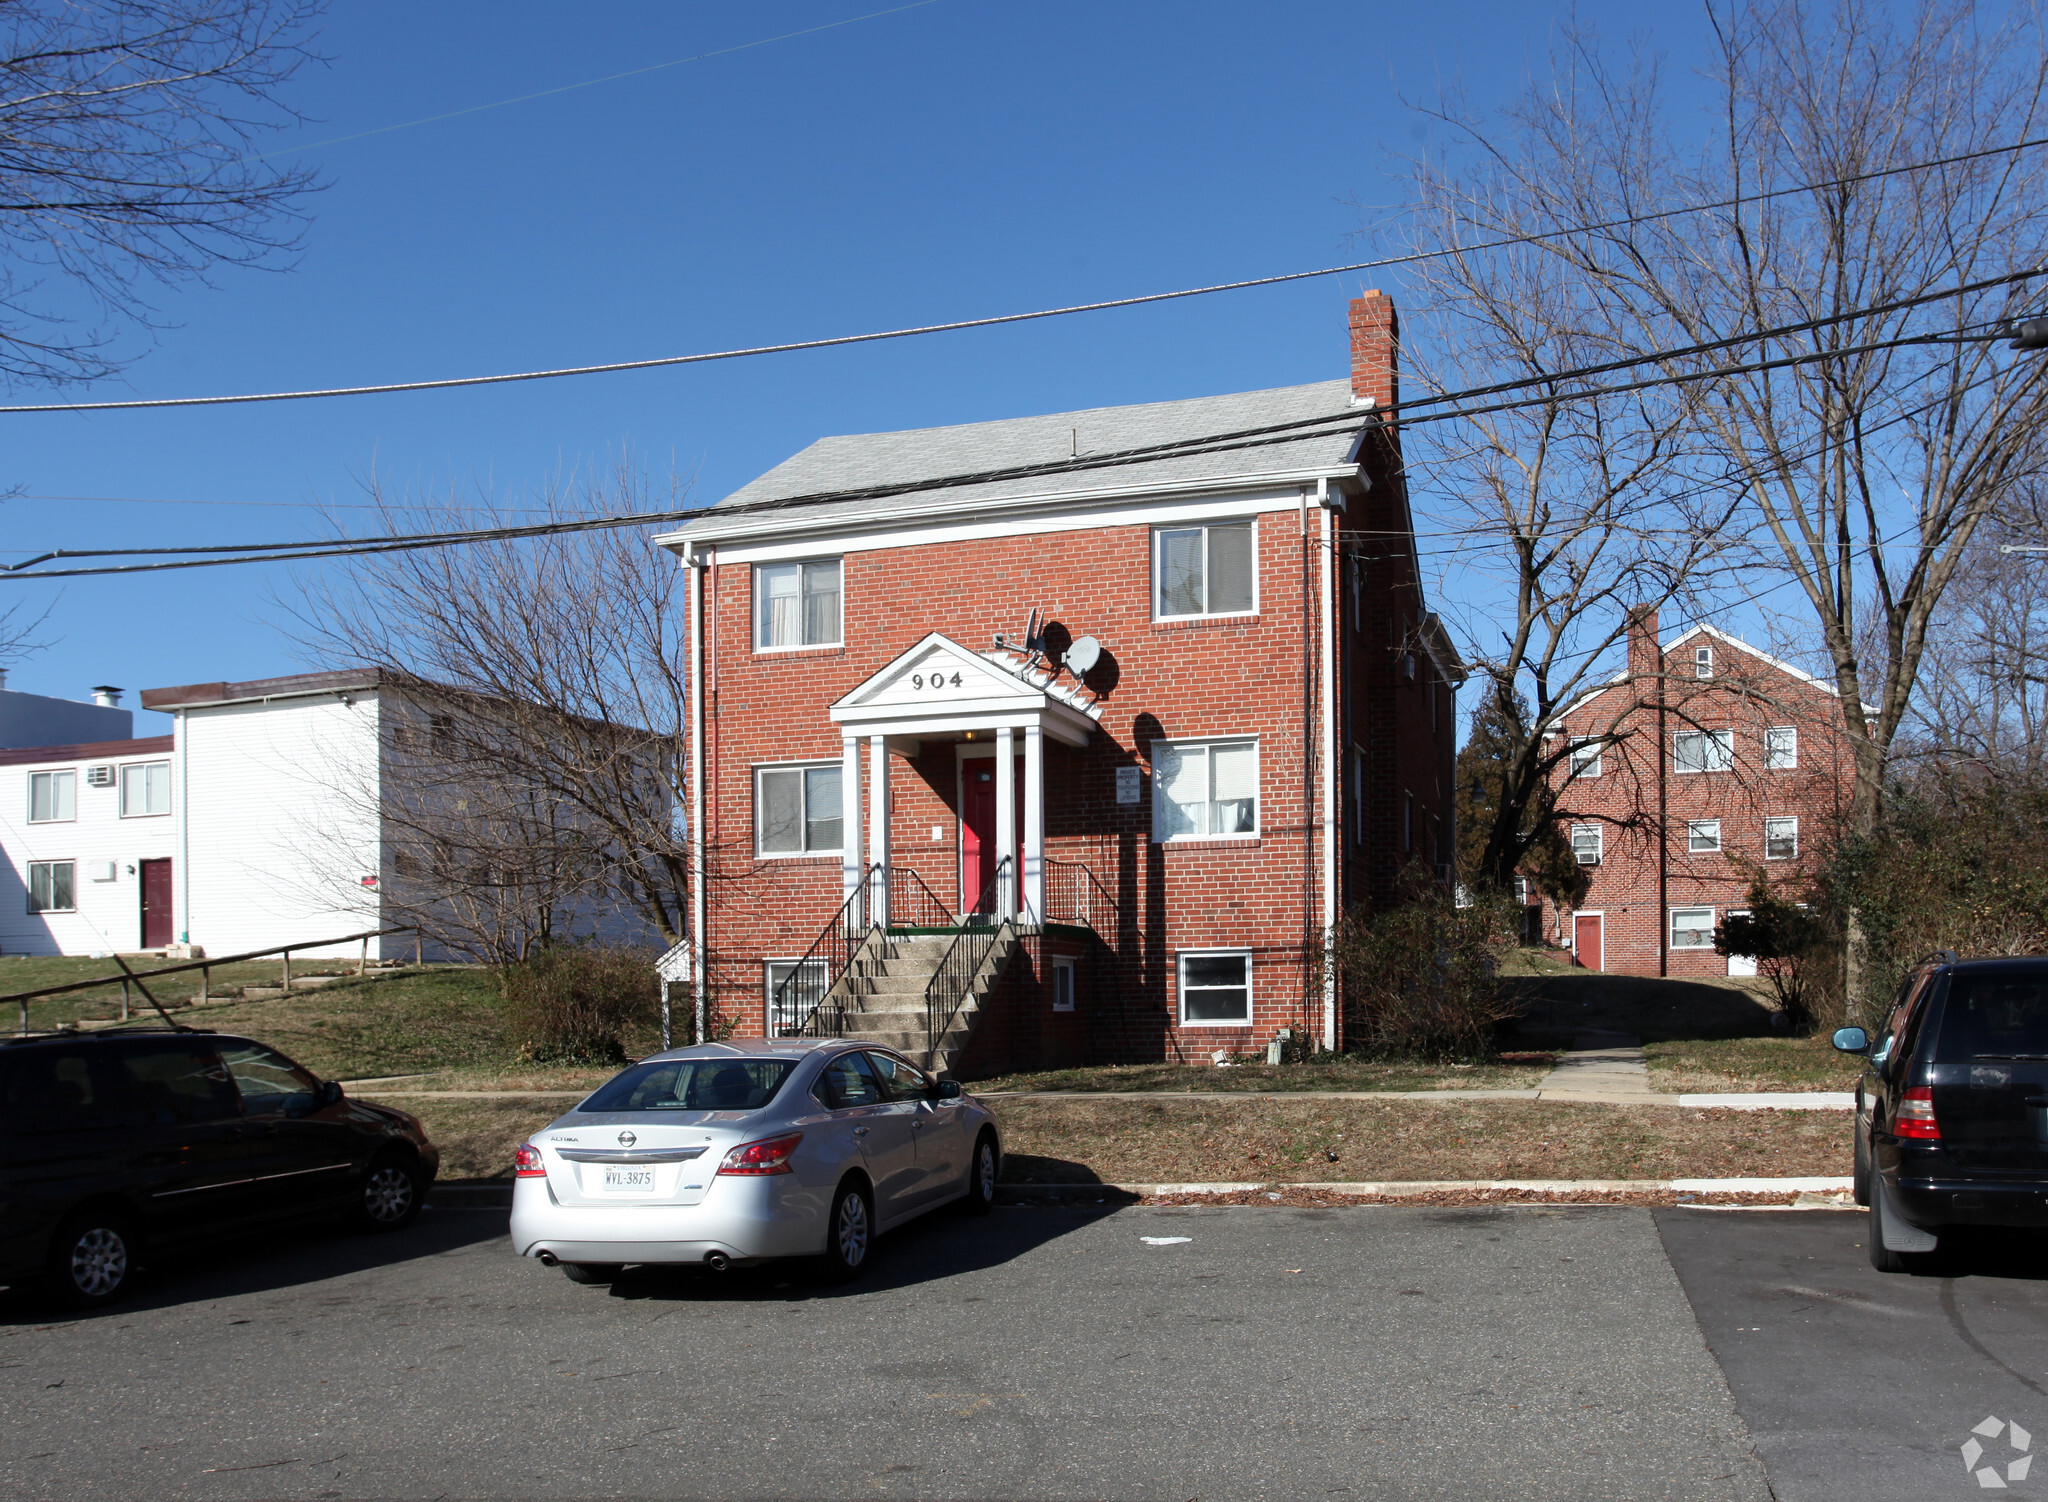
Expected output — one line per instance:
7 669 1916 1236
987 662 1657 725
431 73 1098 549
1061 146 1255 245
924 856 1014 1054
767 871 879 1038
1041 857 1119 932
886 867 957 929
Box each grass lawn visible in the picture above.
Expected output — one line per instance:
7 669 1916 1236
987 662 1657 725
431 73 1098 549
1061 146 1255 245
1644 1034 1863 1093
969 1056 1556 1094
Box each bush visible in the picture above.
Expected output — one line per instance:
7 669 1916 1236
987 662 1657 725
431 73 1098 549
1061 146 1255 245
499 946 659 1063
1715 880 1834 1034
1334 878 1519 1060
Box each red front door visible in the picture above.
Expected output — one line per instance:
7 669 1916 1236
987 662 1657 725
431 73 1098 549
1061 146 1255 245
1573 913 1603 972
959 757 1023 913
140 858 174 949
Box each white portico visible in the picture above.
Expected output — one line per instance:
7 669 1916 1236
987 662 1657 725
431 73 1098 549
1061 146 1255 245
829 633 1099 924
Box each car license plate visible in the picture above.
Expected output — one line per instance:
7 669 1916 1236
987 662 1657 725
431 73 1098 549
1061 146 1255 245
603 1166 655 1192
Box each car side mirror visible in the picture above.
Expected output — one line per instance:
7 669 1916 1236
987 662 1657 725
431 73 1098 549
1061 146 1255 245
1830 1027 1870 1055
931 1080 962 1100
316 1079 345 1108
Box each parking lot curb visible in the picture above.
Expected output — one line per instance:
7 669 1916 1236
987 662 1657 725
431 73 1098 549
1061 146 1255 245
998 1175 1855 1201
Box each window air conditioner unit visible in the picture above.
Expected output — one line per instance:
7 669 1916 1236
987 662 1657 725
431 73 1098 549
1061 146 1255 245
87 765 114 787
1575 851 1601 866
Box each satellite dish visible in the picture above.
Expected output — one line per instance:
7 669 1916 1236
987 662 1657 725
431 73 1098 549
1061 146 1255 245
1065 636 1101 676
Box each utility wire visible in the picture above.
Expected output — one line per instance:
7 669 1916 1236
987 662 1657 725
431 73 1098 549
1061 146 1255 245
5 135 2048 416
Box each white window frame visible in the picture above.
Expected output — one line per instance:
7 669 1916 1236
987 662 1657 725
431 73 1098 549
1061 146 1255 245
1152 521 1258 621
1176 949 1252 1028
1571 823 1602 866
1151 737 1260 842
1686 819 1722 854
1765 727 1798 770
118 760 172 818
27 859 76 914
1568 739 1603 778
764 958 827 1037
27 768 75 824
1674 729 1734 774
1695 644 1714 679
1050 958 1076 1012
753 558 844 652
1670 907 1717 949
752 761 846 858
1765 816 1799 861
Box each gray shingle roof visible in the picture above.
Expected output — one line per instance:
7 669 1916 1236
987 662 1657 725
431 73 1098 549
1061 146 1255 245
710 378 1365 528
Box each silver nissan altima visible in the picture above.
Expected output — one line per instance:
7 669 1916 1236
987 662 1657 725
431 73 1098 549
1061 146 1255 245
509 1038 1002 1284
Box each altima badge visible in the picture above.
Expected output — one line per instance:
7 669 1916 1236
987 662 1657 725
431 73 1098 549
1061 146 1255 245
617 1130 637 1148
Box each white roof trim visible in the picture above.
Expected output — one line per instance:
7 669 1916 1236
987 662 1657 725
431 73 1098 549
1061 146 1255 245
829 632 1099 747
1560 621 1877 718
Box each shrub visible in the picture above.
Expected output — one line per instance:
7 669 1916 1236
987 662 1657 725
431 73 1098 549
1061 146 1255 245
499 946 659 1063
1715 880 1834 1034
1334 877 1520 1060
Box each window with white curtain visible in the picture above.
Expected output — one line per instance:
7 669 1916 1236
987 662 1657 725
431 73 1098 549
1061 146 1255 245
119 761 171 817
755 764 844 855
28 860 75 913
754 559 842 649
1152 738 1258 840
1154 522 1256 619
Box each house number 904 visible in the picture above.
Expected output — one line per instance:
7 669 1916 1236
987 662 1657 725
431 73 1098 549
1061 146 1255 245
910 672 963 691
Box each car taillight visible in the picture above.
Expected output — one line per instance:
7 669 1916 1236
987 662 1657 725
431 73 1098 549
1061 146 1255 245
1896 1086 1942 1140
515 1143 548 1177
717 1132 803 1176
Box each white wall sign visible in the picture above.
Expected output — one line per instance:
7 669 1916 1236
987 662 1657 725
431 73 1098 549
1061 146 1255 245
1115 766 1142 804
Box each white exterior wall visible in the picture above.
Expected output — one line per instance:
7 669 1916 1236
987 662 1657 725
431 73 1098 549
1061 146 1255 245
0 746 177 955
179 691 388 960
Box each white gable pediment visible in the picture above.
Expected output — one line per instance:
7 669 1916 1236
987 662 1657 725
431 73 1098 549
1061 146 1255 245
830 632 1098 746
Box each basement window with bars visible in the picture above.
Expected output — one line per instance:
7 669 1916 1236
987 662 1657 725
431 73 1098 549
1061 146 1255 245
1154 521 1256 620
1178 950 1251 1027
755 559 842 649
755 763 844 856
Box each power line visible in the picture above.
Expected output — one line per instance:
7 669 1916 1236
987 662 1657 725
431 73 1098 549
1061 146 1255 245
5 135 2048 417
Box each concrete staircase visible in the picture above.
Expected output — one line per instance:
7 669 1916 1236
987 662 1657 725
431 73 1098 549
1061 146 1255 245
821 924 1022 1075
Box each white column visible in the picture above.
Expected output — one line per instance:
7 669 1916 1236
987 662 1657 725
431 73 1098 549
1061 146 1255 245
1023 723 1044 921
868 733 890 928
841 733 863 915
995 726 1016 917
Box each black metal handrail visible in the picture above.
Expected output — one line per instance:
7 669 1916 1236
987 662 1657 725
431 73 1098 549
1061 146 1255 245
924 856 1013 1055
1041 857 1119 932
767 871 877 1039
886 867 957 929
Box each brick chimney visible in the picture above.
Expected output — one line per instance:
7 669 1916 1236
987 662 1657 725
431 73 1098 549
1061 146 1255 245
1349 290 1398 408
1626 606 1661 684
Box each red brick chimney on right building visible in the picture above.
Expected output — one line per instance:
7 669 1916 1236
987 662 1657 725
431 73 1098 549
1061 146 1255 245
1349 291 1398 409
1627 606 1661 686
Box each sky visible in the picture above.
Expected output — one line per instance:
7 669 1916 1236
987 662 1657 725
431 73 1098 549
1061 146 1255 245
0 0 1717 735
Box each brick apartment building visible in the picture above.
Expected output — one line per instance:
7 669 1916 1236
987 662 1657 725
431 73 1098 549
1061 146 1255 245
657 295 1462 1075
1541 608 1856 977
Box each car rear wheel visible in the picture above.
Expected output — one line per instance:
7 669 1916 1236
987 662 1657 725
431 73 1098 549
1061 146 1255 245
47 1209 137 1309
351 1151 424 1232
960 1132 998 1216
560 1262 622 1284
817 1178 872 1284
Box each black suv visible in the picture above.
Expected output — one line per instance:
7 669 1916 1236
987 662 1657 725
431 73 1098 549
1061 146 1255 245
1835 954 2048 1272
0 1027 439 1307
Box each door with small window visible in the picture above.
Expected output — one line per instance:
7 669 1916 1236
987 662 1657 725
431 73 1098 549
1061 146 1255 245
139 858 173 949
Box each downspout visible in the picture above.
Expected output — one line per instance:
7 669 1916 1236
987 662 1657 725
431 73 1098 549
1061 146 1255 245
1318 479 1339 1053
176 709 190 946
688 548 708 1044
1657 648 1668 978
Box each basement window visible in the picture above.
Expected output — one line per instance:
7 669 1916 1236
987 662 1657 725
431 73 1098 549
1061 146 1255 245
1178 950 1251 1027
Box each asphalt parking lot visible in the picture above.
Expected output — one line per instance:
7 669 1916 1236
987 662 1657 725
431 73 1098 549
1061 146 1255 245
2 1201 2037 1502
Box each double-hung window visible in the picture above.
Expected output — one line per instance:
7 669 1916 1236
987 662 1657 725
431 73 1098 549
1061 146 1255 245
1765 817 1799 860
755 764 844 856
1687 820 1722 854
1765 727 1798 770
1152 738 1258 840
28 769 74 823
1670 907 1716 949
1568 739 1603 778
119 761 171 817
1695 645 1714 679
1570 824 1602 866
1178 951 1251 1026
1154 521 1255 619
754 559 842 649
28 860 75 913
1674 729 1733 774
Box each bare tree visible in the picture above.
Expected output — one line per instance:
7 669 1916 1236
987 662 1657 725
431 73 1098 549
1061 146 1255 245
0 0 323 386
1407 0 2048 838
280 463 691 960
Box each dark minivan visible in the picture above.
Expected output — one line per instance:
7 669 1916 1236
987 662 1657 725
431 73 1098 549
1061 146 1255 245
1836 954 2048 1271
0 1027 439 1306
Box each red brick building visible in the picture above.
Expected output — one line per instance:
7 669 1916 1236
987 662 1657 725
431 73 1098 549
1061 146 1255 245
658 296 1461 1074
1542 608 1856 977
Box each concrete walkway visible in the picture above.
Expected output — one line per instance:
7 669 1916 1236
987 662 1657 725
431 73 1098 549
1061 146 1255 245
1532 1030 1664 1103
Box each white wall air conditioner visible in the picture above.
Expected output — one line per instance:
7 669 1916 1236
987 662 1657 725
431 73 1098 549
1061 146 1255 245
88 860 117 882
87 766 114 787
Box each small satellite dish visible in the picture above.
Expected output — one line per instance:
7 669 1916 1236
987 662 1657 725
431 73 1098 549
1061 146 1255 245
1065 636 1102 676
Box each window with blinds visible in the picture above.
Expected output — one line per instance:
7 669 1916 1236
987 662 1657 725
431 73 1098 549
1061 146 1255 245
754 559 842 649
1154 522 1256 619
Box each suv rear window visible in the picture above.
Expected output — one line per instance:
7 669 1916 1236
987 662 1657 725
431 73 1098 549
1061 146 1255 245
579 1058 796 1113
1933 972 2048 1060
